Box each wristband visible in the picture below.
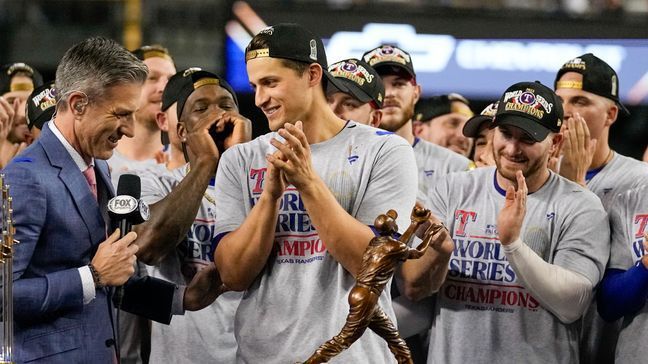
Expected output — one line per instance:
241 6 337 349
88 263 105 289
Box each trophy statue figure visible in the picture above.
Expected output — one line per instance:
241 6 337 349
0 175 15 364
303 206 445 364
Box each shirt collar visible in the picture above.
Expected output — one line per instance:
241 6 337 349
49 121 94 171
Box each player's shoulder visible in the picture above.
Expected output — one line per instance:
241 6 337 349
345 121 410 147
414 139 471 166
221 132 276 163
551 172 604 209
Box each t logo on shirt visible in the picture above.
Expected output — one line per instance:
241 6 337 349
634 213 648 239
454 210 477 237
250 168 267 194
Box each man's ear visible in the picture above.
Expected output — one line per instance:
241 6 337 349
68 92 88 116
412 120 424 137
156 111 168 132
413 84 421 105
370 109 383 128
177 121 187 141
308 63 323 87
605 102 619 128
550 132 564 154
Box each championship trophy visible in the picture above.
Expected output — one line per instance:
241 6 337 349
302 206 446 364
0 175 15 364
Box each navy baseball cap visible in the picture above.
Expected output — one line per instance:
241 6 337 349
0 62 43 94
244 23 348 94
362 45 416 80
554 53 629 115
327 58 384 108
26 81 56 130
493 81 563 142
175 70 238 119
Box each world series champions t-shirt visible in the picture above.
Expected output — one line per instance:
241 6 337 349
580 152 648 364
426 166 609 364
606 181 648 363
138 165 242 364
213 121 418 363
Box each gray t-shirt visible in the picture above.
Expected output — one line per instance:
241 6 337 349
606 181 648 363
586 152 648 209
580 152 648 364
213 121 418 363
426 166 609 364
412 137 471 205
108 149 166 189
139 164 242 364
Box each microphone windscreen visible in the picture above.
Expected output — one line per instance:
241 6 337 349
116 174 141 199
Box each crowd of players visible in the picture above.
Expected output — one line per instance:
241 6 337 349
2 22 648 364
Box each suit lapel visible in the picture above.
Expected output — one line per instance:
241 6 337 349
39 124 107 246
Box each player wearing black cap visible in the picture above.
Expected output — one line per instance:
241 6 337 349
25 81 56 142
326 58 384 127
462 101 498 167
413 93 474 157
0 62 43 167
554 54 648 364
415 81 608 364
212 23 447 363
133 69 249 363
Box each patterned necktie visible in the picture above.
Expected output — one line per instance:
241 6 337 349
83 166 97 201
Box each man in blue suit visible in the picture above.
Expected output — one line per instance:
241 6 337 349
2 37 220 364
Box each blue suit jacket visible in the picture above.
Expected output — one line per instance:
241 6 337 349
4 124 175 363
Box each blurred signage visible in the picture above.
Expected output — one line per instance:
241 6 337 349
226 23 648 104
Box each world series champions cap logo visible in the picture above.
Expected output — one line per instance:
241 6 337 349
495 81 563 142
329 60 375 86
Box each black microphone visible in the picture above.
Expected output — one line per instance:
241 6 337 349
107 174 150 237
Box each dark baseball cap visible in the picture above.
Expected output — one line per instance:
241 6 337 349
175 70 238 119
362 45 416 80
131 44 174 63
327 58 384 108
26 81 56 131
493 81 563 142
414 93 472 122
463 101 498 138
0 62 43 94
162 67 203 111
244 23 349 94
554 53 629 115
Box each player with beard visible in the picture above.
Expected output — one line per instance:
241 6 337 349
109 45 177 187
362 45 471 206
406 81 609 363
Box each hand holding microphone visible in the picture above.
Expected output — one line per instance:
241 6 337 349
90 174 150 287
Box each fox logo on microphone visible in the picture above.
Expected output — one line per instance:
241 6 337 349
108 195 138 214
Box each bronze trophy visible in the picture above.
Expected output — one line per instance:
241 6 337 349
0 175 15 363
303 206 444 364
